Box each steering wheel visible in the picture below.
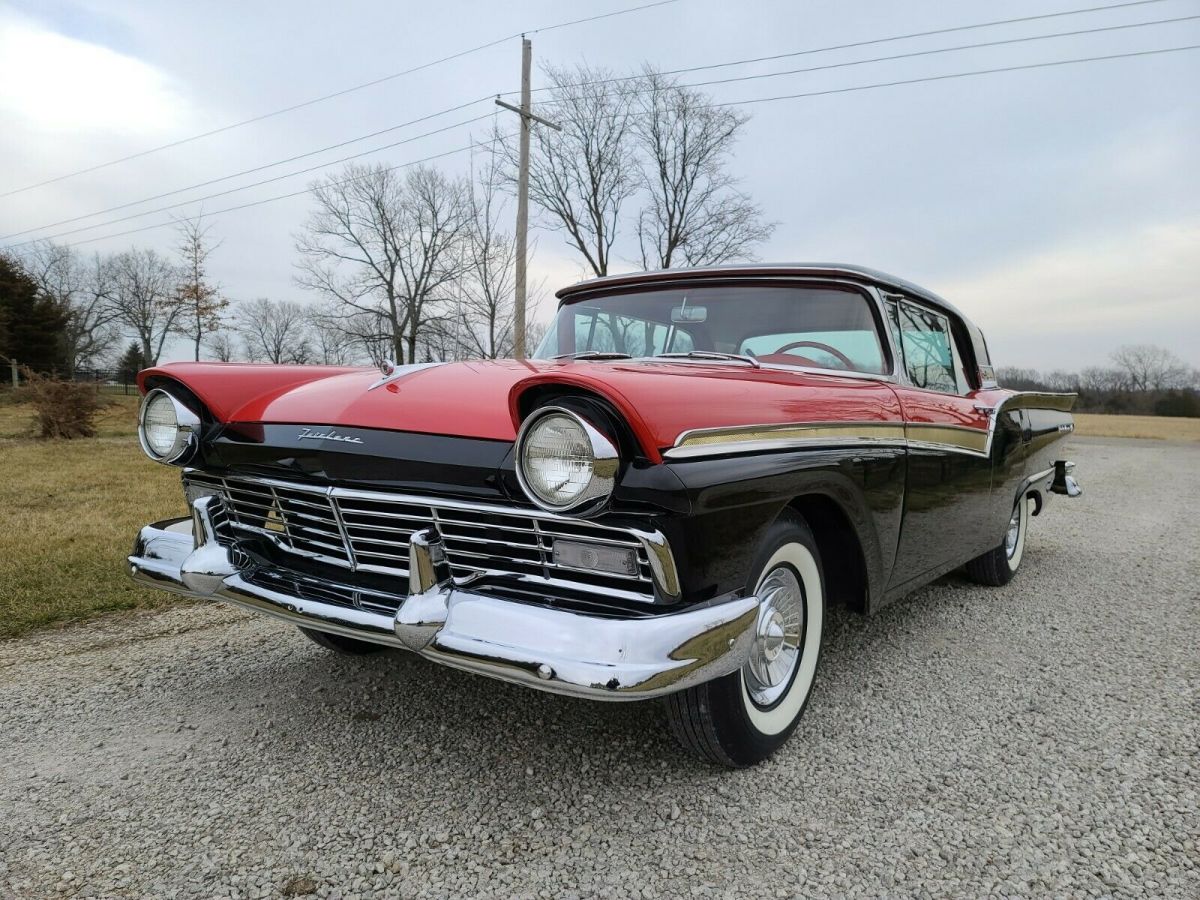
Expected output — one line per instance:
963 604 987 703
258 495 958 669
772 340 856 370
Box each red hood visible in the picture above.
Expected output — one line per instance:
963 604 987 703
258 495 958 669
141 360 901 463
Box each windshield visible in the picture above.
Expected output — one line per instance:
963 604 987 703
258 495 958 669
534 284 890 375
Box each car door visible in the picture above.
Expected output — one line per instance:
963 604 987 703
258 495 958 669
884 297 996 591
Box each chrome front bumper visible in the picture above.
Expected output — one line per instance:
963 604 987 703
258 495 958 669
128 498 758 701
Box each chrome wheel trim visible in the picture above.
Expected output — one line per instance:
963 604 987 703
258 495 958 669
1004 506 1021 559
744 565 806 708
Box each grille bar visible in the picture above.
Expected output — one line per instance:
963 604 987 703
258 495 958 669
184 472 657 603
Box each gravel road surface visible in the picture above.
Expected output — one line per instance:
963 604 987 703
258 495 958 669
1 436 1196 899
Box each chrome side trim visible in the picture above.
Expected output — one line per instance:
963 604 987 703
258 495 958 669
128 517 757 701
664 391 1078 461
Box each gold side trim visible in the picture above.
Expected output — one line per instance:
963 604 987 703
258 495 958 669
905 424 988 453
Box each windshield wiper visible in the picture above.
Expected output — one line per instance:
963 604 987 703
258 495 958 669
654 350 761 368
552 350 633 361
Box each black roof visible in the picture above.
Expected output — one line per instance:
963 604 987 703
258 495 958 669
555 262 968 322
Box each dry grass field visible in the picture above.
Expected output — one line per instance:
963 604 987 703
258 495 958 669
1073 413 1200 441
0 389 143 439
0 395 184 638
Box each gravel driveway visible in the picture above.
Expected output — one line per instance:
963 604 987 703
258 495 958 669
1 436 1196 899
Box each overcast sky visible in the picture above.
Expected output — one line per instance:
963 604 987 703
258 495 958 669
1 0 1197 370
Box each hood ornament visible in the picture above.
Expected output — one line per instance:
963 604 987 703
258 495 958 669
298 427 364 444
367 360 446 391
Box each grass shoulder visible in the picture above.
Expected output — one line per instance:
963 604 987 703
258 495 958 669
0 435 185 639
1073 413 1200 442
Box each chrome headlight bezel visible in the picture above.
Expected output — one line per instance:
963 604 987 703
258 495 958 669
137 388 201 466
515 406 620 516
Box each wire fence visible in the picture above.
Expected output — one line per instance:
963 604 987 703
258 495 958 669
0 366 141 394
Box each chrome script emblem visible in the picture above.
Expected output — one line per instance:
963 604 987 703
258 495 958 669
297 427 364 444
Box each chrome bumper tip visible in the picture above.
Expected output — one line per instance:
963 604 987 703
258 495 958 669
128 516 757 701
1050 460 1082 498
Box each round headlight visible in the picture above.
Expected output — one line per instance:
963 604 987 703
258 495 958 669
516 408 619 514
138 389 200 465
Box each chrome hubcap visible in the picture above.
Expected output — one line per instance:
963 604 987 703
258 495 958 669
1005 506 1021 559
745 566 805 707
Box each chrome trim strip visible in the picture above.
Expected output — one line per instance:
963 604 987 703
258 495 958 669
666 435 907 460
128 517 755 701
664 391 1077 461
616 357 895 382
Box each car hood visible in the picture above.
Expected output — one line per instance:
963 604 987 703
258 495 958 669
142 359 901 462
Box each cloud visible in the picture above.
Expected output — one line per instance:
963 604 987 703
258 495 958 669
0 10 191 137
941 220 1200 369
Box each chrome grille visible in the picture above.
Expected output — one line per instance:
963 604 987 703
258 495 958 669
183 472 656 603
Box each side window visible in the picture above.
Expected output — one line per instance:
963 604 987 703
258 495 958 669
895 303 962 394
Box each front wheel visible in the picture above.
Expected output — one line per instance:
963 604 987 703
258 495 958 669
664 510 825 767
964 496 1031 586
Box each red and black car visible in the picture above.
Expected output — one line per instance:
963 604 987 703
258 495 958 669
128 264 1081 766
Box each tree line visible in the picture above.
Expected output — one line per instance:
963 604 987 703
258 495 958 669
998 344 1199 417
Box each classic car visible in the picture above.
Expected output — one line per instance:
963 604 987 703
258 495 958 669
128 263 1081 767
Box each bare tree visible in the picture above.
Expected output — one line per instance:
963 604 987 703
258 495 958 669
237 298 312 364
1043 369 1081 392
307 307 361 365
172 215 229 361
206 330 239 362
1079 366 1126 394
110 248 180 367
1110 344 1190 391
296 163 471 364
632 68 774 268
458 152 520 358
23 242 121 375
502 63 639 277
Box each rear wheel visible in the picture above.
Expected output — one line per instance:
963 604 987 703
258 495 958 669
964 496 1031 586
299 627 391 655
664 511 825 767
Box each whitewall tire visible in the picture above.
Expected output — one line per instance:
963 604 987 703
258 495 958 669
965 495 1032 586
665 510 825 767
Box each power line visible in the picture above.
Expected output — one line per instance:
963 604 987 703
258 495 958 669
3 113 496 248
660 14 1200 97
0 103 495 241
0 0 680 199
709 43 1200 109
16 43 1197 252
510 0 1180 97
10 11 1192 243
39 142 500 250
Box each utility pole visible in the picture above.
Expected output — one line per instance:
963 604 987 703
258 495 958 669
496 36 559 360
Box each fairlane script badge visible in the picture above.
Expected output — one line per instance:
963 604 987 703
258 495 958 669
297 427 364 444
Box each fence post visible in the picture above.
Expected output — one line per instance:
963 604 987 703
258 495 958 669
9 359 16 389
